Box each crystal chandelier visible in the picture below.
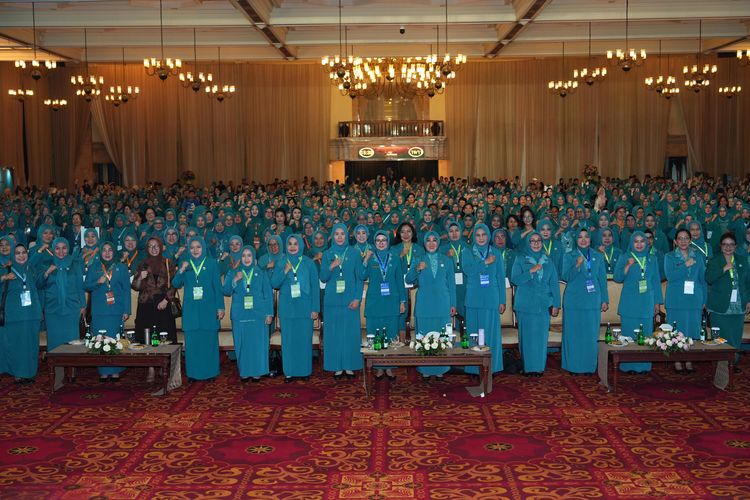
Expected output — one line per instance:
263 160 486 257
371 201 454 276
738 49 749 67
607 0 646 72
44 98 67 110
70 29 104 102
549 42 578 98
683 20 716 93
14 2 57 80
105 48 140 107
8 89 34 102
204 48 236 102
143 0 182 80
644 42 679 98
179 28 213 92
718 86 742 99
574 23 607 85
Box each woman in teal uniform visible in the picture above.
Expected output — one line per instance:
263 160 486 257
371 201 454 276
597 228 621 280
405 231 456 378
80 228 101 277
40 238 86 352
258 235 284 281
271 234 320 382
84 241 132 381
0 244 42 383
440 220 469 319
222 246 274 382
688 221 713 261
463 223 507 375
561 228 609 375
219 235 244 279
320 223 364 379
614 231 663 373
511 231 561 376
664 228 706 373
360 230 406 380
29 224 57 270
537 218 564 274
706 232 750 368
491 228 515 288
173 237 225 382
393 222 424 338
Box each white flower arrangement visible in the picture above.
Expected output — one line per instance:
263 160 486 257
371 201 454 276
86 334 123 355
644 328 694 356
409 331 452 356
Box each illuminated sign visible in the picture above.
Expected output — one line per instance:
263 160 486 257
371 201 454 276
358 147 375 158
356 145 428 160
408 147 424 158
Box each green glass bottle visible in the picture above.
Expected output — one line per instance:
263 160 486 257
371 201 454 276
700 318 707 341
382 327 389 349
604 322 612 344
460 320 469 349
151 330 159 346
637 323 645 346
374 328 382 351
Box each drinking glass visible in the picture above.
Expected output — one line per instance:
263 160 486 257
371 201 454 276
159 332 168 344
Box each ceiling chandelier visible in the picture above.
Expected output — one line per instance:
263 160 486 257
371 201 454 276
179 28 213 92
70 29 104 102
14 2 56 80
321 1 464 99
644 41 679 99
143 0 182 80
574 23 607 85
549 42 578 98
204 48 236 102
607 0 646 72
738 49 749 66
683 20 716 93
105 48 140 107
718 85 742 99
44 98 67 111
8 89 34 102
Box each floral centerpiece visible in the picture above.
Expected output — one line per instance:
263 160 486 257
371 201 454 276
644 327 694 356
410 331 452 356
583 163 600 185
86 334 123 355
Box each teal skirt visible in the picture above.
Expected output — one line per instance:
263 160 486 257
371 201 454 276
0 320 40 379
184 329 220 380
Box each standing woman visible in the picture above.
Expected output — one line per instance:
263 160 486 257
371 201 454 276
598 228 622 280
463 223 507 375
706 232 749 369
320 223 364 379
80 228 101 277
0 244 42 384
173 237 225 382
441 220 469 319
222 246 274 382
511 231 561 377
664 228 706 373
271 234 320 382
614 231 663 373
132 237 178 346
84 242 131 381
39 238 86 352
360 230 406 380
561 228 609 375
405 231 456 379
392 222 424 339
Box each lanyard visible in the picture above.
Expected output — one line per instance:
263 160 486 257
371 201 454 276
190 258 206 278
450 243 462 264
11 268 26 287
242 268 255 290
358 243 370 258
287 258 302 277
729 255 736 282
125 250 138 268
691 241 708 257
335 247 349 272
603 247 614 266
631 252 647 276
229 256 239 269
477 246 489 260
101 263 113 287
579 249 592 274
83 247 99 264
543 240 552 256
404 244 413 267
375 251 390 279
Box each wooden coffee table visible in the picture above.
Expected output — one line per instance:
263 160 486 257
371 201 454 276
362 346 492 397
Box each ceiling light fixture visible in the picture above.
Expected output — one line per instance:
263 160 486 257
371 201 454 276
575 22 607 85
607 0 646 72
549 42 578 97
143 0 182 80
14 2 57 80
179 28 213 92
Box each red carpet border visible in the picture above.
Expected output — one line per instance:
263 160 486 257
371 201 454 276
0 354 748 499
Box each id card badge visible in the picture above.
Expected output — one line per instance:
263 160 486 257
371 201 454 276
683 280 695 295
105 290 116 305
607 273 614 280
193 286 204 300
731 288 739 303
380 282 391 296
291 282 301 298
130 275 134 284
20 289 31 307
336 279 346 294
404 275 414 289
585 279 596 294
706 230 712 240
638 279 648 294
455 272 464 285
319 280 326 290
479 274 490 287
244 295 254 310
117 244 123 252
505 277 511 289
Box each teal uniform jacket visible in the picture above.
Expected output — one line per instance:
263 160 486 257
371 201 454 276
705 253 749 314
664 250 707 313
440 239 470 315
40 261 86 317
614 251 663 318
358 250 407 320
405 253 456 323
271 255 320 319
319 245 364 311
172 258 224 331
0 261 42 379
6 264 43 323
222 266 274 323
541 238 564 275
462 246 506 312
511 255 561 314
561 249 609 311
83 261 132 321
600 245 622 279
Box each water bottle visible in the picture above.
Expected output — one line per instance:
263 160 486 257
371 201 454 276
604 322 612 344
151 330 159 346
382 327 389 349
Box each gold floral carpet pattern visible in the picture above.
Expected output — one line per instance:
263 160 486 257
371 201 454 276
0 355 748 499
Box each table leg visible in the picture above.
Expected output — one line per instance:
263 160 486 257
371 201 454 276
612 355 619 393
48 361 55 395
479 361 489 396
727 358 734 391
365 360 372 397
163 361 169 397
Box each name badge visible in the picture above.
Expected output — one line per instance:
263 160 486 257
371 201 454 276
638 279 648 294
505 277 511 289
105 290 115 305
82 274 87 282
585 279 596 293
683 280 695 295
336 279 346 294
404 276 414 289
607 273 614 280
193 286 204 300
291 282 301 298
20 290 32 307
319 280 326 290
455 272 463 285
706 230 712 240
380 282 391 296
731 289 738 303
244 295 254 310
117 244 123 251
129 275 134 284
479 274 490 287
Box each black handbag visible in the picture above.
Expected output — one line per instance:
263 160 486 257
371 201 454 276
166 260 182 318
0 278 9 327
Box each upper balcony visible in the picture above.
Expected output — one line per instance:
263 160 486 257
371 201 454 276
337 120 444 138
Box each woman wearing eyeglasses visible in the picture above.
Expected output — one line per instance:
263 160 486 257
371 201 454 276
664 228 707 373
706 232 750 371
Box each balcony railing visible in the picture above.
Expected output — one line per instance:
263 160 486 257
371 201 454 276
337 120 444 138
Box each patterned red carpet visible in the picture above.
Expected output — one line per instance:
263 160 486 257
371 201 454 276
0 354 748 499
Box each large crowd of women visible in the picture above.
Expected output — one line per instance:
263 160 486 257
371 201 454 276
0 173 748 385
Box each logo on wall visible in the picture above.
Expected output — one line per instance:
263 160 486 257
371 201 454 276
408 147 424 158
358 147 375 159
